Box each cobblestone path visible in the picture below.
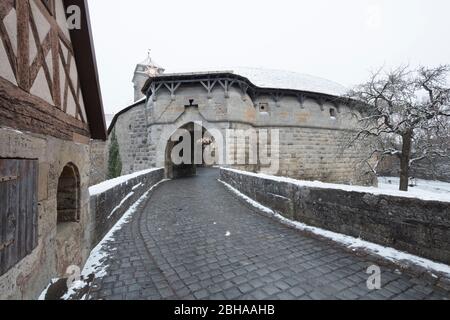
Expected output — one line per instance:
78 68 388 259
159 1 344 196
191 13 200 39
88 168 450 300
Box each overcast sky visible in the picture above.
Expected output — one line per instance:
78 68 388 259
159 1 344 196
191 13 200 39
87 0 450 115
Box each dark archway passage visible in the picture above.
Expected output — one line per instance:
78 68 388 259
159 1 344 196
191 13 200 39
165 123 215 179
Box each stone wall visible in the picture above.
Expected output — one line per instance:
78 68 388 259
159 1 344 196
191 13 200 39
0 128 93 300
220 168 450 265
89 169 164 246
89 140 108 186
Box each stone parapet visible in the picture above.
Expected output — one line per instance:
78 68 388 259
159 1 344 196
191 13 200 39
220 168 450 265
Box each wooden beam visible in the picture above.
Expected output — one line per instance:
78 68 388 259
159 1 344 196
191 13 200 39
0 0 14 21
28 13 53 101
58 45 84 120
62 53 71 112
296 94 305 108
0 77 90 140
164 82 181 101
29 32 52 86
150 82 163 101
51 25 61 107
33 0 73 55
0 20 17 80
16 0 30 91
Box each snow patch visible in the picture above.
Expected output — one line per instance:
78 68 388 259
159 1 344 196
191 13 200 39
132 182 143 191
89 168 162 196
44 179 168 300
222 168 450 203
379 177 450 200
219 179 450 277
106 191 135 220
37 279 58 300
61 280 86 300
82 180 168 282
232 67 348 97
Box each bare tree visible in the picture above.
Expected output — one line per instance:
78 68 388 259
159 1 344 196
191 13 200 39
347 65 450 191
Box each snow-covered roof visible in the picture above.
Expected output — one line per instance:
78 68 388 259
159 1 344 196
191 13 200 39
158 67 348 97
231 67 348 97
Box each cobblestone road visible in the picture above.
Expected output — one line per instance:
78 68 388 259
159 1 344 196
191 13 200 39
88 168 450 300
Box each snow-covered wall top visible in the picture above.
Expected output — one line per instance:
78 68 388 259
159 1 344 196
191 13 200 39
89 168 165 246
89 168 162 196
220 167 450 266
222 168 450 203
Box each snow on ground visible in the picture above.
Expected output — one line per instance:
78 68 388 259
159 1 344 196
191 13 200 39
38 179 167 300
89 168 161 196
379 177 450 199
222 168 450 203
38 279 58 300
218 179 450 278
106 191 135 220
77 180 167 297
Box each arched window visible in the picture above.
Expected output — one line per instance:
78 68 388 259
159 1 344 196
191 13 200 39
57 163 80 223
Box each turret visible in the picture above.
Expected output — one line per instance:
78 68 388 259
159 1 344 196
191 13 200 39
132 51 165 101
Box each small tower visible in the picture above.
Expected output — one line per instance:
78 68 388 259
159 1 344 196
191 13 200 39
132 50 165 102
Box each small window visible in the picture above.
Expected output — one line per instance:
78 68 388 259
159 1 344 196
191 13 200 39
57 163 80 223
259 103 269 112
330 108 337 118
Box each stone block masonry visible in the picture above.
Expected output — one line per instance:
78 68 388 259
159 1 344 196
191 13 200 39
89 140 108 187
89 168 164 246
220 168 450 265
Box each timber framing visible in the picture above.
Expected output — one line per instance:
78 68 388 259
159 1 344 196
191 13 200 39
0 0 106 141
0 77 90 140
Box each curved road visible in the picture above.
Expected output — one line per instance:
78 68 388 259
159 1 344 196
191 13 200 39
88 168 449 300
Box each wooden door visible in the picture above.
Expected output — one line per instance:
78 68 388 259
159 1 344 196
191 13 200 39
0 159 38 276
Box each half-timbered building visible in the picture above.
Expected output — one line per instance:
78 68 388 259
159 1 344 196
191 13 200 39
0 0 106 299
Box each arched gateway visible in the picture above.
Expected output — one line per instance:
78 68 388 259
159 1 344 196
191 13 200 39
165 122 218 179
108 56 375 186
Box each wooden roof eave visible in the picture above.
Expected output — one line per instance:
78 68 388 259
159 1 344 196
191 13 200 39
63 0 107 141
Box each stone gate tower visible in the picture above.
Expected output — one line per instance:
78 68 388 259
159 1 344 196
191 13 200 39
132 51 165 101
111 63 377 186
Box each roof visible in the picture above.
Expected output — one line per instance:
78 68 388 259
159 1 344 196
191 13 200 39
138 52 163 69
63 0 107 140
231 67 348 97
107 97 146 135
147 67 348 97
